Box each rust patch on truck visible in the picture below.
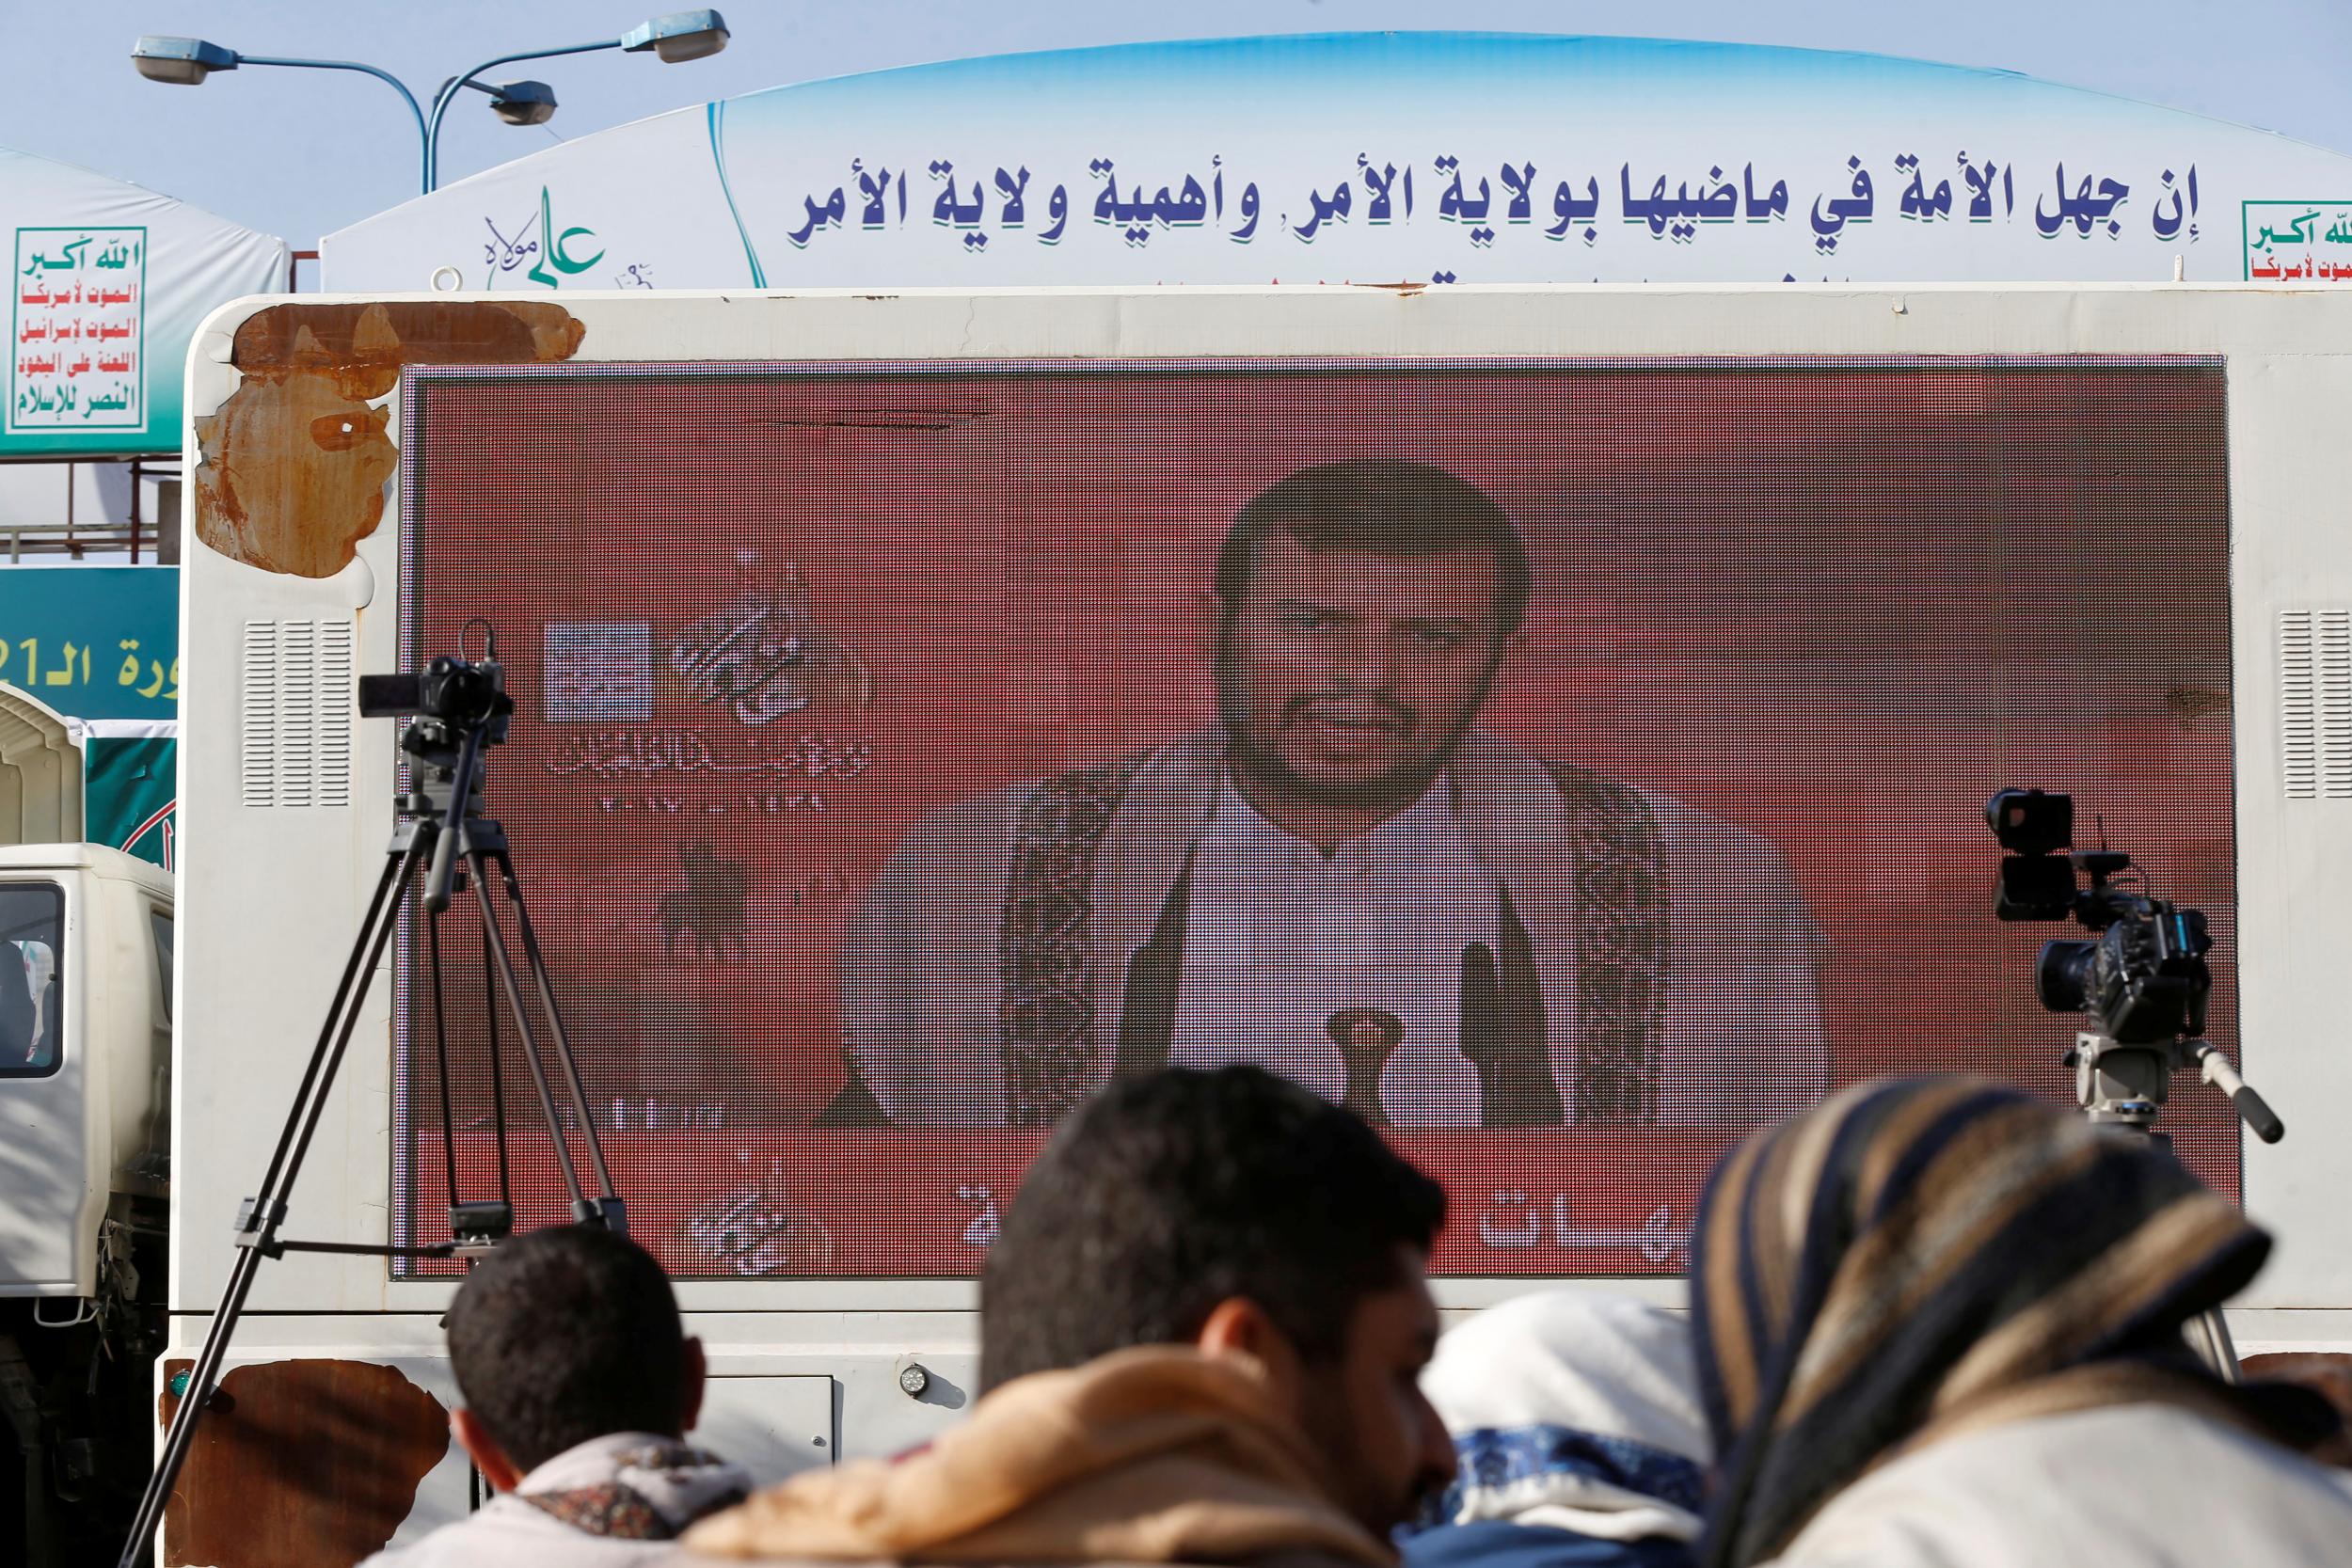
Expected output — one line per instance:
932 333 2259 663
193 300 584 578
2243 1352 2352 1468
160 1356 450 1567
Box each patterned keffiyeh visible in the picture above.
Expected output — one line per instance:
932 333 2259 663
1690 1074 2312 1568
516 1434 749 1541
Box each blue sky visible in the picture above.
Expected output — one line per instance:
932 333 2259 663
3 2 2349 247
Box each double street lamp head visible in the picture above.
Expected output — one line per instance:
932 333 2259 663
128 9 727 100
129 11 728 193
486 80 559 128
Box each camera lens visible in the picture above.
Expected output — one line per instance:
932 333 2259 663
2035 940 2100 1014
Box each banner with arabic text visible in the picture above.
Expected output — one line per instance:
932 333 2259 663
0 565 178 865
324 33 2352 292
6 145 285 458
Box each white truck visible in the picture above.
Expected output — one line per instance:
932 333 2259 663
140 282 2352 1565
0 685 172 1565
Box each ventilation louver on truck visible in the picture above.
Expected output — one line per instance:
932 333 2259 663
240 620 353 809
2278 609 2352 800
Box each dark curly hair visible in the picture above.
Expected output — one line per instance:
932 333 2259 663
445 1225 690 1470
979 1065 1448 1390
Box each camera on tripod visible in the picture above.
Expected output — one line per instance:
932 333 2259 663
1985 787 2212 1044
121 620 625 1568
358 650 512 762
1974 786 2281 1389
1985 786 2279 1146
359 634 516 915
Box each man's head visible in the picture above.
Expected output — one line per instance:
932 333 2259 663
1212 461 1530 816
443 1224 706 1487
981 1065 1455 1534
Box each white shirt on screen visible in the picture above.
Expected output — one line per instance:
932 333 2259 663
841 727 1831 1130
1168 774 1501 1129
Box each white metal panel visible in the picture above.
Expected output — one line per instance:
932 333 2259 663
700 1375 834 1474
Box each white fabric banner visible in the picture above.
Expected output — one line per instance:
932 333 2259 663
326 34 2352 294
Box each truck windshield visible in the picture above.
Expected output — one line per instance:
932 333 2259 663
0 883 63 1075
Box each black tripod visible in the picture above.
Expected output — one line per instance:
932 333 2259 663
2066 1027 2285 1380
118 640 624 1568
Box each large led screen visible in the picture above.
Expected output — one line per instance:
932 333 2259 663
390 357 2236 1278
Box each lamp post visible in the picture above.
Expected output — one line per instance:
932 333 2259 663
131 39 435 191
129 10 729 194
422 10 729 190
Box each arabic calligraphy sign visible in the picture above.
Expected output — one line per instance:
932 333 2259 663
9 227 144 433
480 184 614 287
2241 200 2352 281
751 147 2202 271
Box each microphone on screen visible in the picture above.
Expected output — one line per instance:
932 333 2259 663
1463 934 1564 1128
1462 941 1503 1111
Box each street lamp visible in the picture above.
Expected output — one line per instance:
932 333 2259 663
127 36 237 86
621 10 733 63
481 79 560 128
423 10 728 189
128 11 728 194
132 37 432 188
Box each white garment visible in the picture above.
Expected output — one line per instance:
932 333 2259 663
361 1431 751 1568
1170 775 1500 1129
1764 1402 2352 1568
840 729 1828 1128
1419 1291 1708 1544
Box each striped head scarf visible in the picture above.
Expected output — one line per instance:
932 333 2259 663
1690 1074 2291 1568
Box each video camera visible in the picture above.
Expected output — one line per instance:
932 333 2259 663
358 649 512 766
358 629 515 915
1985 788 2212 1044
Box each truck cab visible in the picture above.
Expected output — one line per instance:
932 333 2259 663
0 685 173 1565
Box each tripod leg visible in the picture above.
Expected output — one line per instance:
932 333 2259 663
463 848 589 1215
245 843 413 1209
119 833 427 1568
2190 1307 2244 1385
115 1241 265 1567
263 838 433 1238
479 922 512 1209
491 850 622 1210
425 912 462 1217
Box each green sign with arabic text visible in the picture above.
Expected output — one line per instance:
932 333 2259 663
2 143 286 458
0 564 176 720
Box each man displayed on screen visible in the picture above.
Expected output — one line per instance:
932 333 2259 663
831 460 1824 1130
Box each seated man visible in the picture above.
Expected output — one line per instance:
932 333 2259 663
365 1225 749 1566
1405 1291 1708 1568
686 1064 1456 1564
